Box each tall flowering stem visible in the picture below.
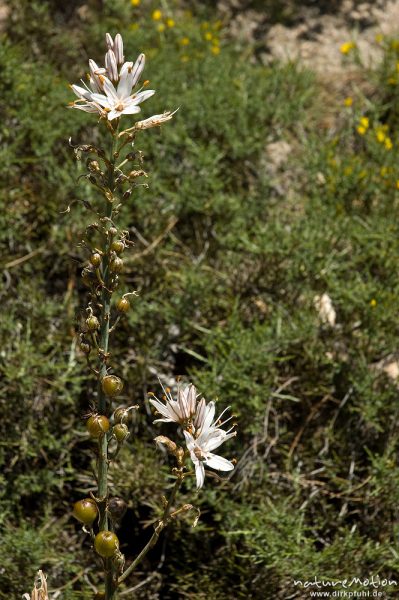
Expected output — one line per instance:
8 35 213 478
69 32 236 600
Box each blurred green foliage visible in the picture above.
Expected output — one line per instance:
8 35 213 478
1 1 399 599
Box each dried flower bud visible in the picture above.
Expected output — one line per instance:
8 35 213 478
155 435 177 454
113 423 129 443
113 407 129 423
86 315 100 331
80 342 91 354
110 257 123 273
108 497 127 521
109 227 118 236
90 253 102 267
88 160 101 172
81 266 95 287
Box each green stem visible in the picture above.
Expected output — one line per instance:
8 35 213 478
97 122 119 600
118 473 183 584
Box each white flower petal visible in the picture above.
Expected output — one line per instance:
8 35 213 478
71 84 92 100
91 93 112 108
121 104 141 115
105 49 118 82
131 53 146 88
114 33 124 64
205 454 234 472
103 78 120 103
131 89 155 105
105 32 114 50
195 461 205 489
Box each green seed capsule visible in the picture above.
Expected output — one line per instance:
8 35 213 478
111 240 124 254
90 253 102 267
116 297 130 313
86 415 110 438
110 257 123 273
86 315 100 331
94 531 119 558
73 498 98 525
102 375 124 397
113 423 129 443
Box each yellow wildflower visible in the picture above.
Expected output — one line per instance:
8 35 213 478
204 31 213 41
388 77 397 85
396 180 399 189
181 54 189 63
391 40 399 51
380 166 388 177
201 21 209 29
357 125 366 135
344 166 353 176
131 0 140 4
152 9 162 20
211 45 220 55
180 37 190 46
385 137 393 150
166 18 175 28
344 96 353 107
376 130 386 143
157 23 165 32
375 33 383 43
360 117 369 128
340 41 356 54
370 299 377 308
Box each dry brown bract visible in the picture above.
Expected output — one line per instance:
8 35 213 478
23 570 49 600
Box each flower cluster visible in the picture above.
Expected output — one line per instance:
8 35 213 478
70 32 174 125
149 382 236 488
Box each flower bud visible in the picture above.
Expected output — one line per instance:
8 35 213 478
108 227 118 237
86 315 100 331
113 423 129 443
154 435 177 454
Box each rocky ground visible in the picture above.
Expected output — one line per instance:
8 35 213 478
218 0 399 77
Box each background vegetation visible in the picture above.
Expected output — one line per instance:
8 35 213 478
1 0 399 598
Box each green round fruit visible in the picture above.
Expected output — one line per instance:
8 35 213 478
102 375 124 398
111 240 124 254
116 297 130 313
109 257 123 274
73 498 98 525
90 253 102 267
86 315 100 331
113 423 129 443
94 531 119 558
86 415 110 438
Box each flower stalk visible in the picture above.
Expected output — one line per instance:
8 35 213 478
69 32 236 600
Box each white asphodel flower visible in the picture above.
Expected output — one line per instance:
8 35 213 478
184 427 236 489
149 382 198 425
69 33 167 122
